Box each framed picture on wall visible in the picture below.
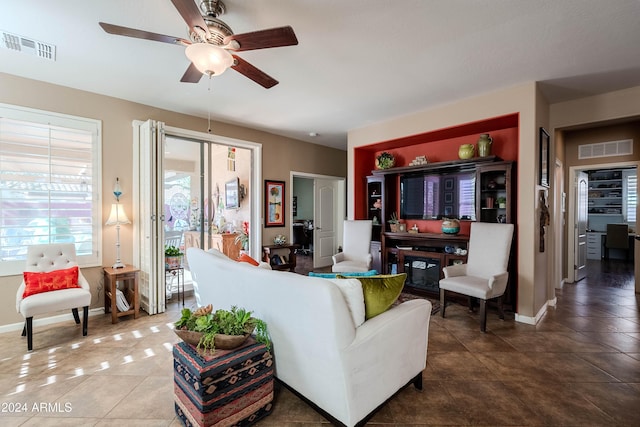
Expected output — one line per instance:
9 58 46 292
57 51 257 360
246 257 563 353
539 127 550 187
265 180 285 227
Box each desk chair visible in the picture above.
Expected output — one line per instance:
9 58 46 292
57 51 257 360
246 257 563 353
604 223 629 260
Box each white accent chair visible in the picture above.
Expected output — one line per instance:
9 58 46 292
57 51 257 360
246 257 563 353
16 244 91 351
439 222 514 332
332 220 373 273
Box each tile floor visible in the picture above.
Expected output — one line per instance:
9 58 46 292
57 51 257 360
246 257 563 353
0 258 639 426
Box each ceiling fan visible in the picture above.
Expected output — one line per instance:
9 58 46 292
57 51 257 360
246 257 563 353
99 0 298 88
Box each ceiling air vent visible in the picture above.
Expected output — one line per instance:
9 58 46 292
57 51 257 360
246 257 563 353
1 30 56 61
578 139 633 160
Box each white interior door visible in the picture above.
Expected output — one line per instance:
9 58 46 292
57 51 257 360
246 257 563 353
314 179 337 268
575 170 588 281
133 119 165 314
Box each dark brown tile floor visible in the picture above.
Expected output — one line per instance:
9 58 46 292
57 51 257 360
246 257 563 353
0 257 638 426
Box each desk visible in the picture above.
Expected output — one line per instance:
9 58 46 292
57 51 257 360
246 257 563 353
587 231 635 260
103 265 140 324
166 266 185 306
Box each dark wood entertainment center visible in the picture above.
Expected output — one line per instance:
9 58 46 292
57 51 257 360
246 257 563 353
366 156 516 309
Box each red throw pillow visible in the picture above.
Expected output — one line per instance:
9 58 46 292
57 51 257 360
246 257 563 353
23 266 80 298
237 253 260 266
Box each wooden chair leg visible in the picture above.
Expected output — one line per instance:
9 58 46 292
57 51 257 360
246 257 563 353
412 372 423 390
479 300 487 333
497 296 505 320
82 306 88 336
72 308 81 324
440 288 446 318
25 317 33 351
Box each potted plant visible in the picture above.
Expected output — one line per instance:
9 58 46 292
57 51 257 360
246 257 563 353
497 197 507 209
165 245 183 269
388 212 400 232
375 152 395 169
234 221 250 251
174 305 269 352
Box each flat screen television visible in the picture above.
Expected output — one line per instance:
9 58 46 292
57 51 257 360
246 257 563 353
400 170 476 220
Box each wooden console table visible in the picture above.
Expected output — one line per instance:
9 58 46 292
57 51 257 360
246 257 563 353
262 244 301 271
381 232 469 295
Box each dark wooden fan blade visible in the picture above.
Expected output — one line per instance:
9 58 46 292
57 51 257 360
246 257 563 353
224 26 298 52
99 22 190 45
180 63 203 83
171 0 210 38
231 55 278 88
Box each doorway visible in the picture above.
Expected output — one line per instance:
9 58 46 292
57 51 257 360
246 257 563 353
567 161 639 292
134 120 262 314
291 172 346 270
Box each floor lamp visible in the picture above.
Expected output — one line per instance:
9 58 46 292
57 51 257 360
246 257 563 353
106 203 130 269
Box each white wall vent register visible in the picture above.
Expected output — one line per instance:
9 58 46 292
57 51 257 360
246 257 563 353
1 30 56 61
578 139 633 159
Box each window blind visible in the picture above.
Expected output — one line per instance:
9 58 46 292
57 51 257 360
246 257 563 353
0 104 101 274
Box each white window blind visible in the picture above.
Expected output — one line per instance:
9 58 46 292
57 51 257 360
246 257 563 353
0 104 101 275
624 170 637 223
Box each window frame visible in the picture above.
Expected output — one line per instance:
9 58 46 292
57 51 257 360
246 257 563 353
0 103 102 276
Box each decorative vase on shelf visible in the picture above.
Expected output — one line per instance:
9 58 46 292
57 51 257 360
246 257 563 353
458 144 475 160
441 218 460 235
477 134 493 157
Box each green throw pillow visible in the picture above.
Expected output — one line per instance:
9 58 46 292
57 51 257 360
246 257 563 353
339 273 406 320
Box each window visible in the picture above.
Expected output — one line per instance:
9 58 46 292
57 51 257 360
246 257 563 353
623 169 637 223
0 104 101 276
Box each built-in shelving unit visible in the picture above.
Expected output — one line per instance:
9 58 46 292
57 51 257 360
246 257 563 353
588 169 623 216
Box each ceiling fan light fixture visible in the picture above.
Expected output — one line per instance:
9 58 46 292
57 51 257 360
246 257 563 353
185 43 233 76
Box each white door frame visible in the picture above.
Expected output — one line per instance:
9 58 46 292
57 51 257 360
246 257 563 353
290 171 346 266
566 160 639 284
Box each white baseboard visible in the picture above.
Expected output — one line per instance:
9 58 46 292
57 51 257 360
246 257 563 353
515 301 548 325
0 307 105 334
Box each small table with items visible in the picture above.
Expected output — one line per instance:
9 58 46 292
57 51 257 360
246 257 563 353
262 244 301 271
165 266 185 306
103 265 140 324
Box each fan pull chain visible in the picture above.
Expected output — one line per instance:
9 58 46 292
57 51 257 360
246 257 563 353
207 74 213 133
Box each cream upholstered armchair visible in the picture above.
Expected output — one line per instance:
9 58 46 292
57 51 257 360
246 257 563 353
332 220 373 273
16 244 91 351
439 222 514 332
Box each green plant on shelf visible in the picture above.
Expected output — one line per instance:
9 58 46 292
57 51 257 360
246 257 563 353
165 245 183 256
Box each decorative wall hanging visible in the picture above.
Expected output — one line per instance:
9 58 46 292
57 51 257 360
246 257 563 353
265 180 285 227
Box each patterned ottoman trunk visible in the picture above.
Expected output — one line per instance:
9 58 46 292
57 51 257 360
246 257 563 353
173 338 274 427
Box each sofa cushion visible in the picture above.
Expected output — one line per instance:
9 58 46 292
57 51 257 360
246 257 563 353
23 266 80 298
327 278 365 327
341 273 406 320
308 270 377 278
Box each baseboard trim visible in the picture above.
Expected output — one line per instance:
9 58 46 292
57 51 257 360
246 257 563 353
514 302 548 325
0 307 105 334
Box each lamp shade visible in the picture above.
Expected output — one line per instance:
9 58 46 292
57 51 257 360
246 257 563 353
106 203 131 226
185 43 234 76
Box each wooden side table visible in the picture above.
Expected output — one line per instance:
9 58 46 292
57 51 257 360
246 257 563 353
103 265 140 324
262 244 301 272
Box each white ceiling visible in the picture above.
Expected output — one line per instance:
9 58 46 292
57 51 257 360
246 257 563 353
1 0 639 151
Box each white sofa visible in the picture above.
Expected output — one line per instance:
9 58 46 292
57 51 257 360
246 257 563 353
187 247 431 427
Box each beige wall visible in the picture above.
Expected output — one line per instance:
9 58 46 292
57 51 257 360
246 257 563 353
0 72 346 328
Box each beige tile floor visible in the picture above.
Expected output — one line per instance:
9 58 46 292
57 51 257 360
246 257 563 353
0 258 639 426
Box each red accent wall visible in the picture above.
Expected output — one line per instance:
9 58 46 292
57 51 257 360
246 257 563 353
353 113 519 233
